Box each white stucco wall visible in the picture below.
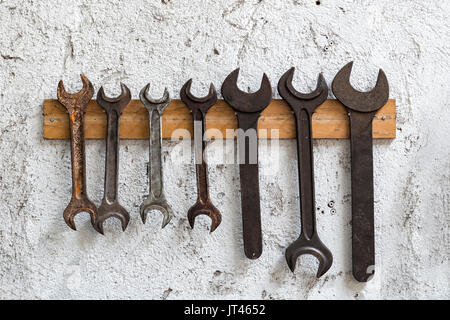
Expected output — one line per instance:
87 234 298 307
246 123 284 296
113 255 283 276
0 0 448 300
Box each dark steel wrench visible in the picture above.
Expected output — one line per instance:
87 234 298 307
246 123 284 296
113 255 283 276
140 84 173 228
180 79 222 233
57 74 98 230
278 68 333 278
95 84 131 234
222 69 272 259
332 61 389 282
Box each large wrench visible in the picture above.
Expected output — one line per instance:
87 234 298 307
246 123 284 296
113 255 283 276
278 68 333 278
332 61 389 282
140 84 173 228
57 74 97 231
180 79 222 233
222 69 272 259
95 84 131 234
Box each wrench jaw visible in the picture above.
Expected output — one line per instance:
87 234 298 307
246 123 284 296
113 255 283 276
97 83 132 115
94 202 130 235
285 235 334 278
180 79 218 113
140 84 171 114
140 197 173 229
332 61 389 113
221 69 272 113
278 68 328 112
63 197 98 231
57 74 94 113
187 200 222 233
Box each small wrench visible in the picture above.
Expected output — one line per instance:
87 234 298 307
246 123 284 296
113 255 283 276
278 68 333 278
140 84 173 228
57 74 97 230
332 61 389 282
95 84 131 234
180 79 222 233
221 69 272 259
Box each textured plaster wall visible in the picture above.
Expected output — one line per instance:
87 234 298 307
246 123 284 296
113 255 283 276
0 0 449 300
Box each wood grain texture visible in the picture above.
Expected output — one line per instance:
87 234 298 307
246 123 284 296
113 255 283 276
43 99 396 140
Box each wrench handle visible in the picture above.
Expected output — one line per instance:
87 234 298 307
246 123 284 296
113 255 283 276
349 110 376 282
239 164 262 259
196 163 210 201
295 109 316 239
148 109 164 199
237 112 262 259
103 111 121 203
193 111 210 201
68 111 88 200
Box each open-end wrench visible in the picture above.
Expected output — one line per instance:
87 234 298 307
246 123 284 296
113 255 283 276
332 61 389 282
139 84 173 228
180 79 222 233
94 84 131 234
278 68 333 278
57 74 97 230
221 69 272 259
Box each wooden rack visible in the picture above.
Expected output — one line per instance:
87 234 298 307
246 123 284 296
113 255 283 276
43 99 396 140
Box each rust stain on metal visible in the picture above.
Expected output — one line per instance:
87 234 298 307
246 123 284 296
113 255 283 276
57 74 98 231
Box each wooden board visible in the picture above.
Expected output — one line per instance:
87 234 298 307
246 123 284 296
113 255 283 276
43 99 396 140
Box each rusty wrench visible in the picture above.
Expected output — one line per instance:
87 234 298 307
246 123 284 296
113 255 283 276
180 80 222 233
332 62 389 282
278 68 333 278
139 84 173 228
57 74 97 230
94 84 131 234
222 69 272 259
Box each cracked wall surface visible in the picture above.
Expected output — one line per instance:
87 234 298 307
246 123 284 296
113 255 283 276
0 0 449 300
